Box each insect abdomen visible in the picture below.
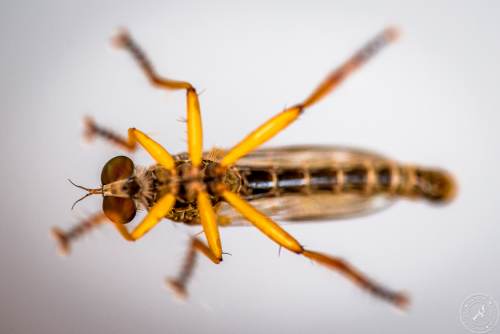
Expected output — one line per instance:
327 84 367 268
240 163 456 203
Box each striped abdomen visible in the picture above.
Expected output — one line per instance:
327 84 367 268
238 162 456 203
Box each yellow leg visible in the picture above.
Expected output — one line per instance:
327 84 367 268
110 193 177 241
221 189 303 253
166 237 222 299
186 89 203 167
221 187 408 308
197 190 223 260
128 128 176 171
220 27 399 167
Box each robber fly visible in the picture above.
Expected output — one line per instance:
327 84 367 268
52 27 456 309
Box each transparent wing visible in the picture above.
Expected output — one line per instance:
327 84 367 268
236 144 389 167
217 193 394 226
217 145 395 225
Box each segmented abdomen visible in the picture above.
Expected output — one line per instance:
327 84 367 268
238 162 455 203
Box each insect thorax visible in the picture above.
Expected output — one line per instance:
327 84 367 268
141 159 241 224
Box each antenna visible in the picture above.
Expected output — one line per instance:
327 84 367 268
68 179 103 210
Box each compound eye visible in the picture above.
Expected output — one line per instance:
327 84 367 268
103 197 136 224
101 156 135 185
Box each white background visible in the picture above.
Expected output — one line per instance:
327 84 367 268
1 0 499 333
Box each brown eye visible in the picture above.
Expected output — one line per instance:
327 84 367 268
101 156 135 185
103 197 136 224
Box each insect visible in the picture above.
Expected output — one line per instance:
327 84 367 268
52 27 456 309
